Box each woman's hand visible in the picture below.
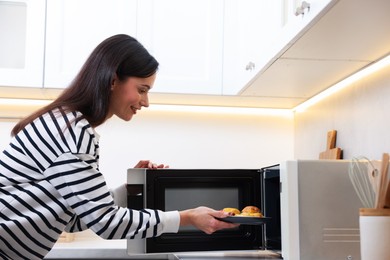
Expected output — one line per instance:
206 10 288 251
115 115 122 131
179 206 239 234
134 160 169 169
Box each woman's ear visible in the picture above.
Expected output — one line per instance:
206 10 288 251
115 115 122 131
111 74 119 90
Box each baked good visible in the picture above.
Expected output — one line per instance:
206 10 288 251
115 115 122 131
248 212 263 217
241 206 260 214
222 207 240 215
238 212 251 217
239 206 263 217
223 206 263 217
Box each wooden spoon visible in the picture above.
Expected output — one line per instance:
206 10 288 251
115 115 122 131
376 153 389 209
385 180 390 208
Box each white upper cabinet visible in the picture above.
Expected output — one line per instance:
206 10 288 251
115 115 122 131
44 0 225 94
0 0 45 87
136 0 224 95
223 0 284 95
44 0 137 88
224 0 337 95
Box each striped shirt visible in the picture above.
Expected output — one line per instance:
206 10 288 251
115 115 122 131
0 108 179 259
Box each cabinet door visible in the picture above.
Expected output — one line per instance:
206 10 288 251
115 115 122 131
250 0 337 88
276 0 336 47
44 0 137 88
223 0 284 95
136 0 224 95
0 0 45 87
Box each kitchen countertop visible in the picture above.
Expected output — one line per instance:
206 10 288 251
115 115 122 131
46 231 282 259
44 249 282 259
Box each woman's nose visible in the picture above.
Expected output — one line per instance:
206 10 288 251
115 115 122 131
140 95 149 107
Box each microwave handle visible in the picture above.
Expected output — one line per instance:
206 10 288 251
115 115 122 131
127 184 144 210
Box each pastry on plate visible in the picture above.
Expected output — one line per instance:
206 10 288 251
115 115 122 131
239 206 263 217
222 207 241 215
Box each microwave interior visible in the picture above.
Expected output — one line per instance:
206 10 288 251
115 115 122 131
127 168 281 253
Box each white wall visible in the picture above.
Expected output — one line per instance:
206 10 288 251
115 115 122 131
294 63 390 161
97 109 294 188
0 109 294 189
0 119 16 149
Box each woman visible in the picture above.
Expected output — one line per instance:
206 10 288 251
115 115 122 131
0 34 237 259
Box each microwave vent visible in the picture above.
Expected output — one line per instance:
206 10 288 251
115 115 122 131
322 227 360 243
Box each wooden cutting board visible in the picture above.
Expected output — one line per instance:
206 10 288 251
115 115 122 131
319 130 342 159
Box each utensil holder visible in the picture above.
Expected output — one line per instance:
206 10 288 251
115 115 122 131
359 208 390 260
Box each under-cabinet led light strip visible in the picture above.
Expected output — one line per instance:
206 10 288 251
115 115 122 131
0 98 51 106
147 104 293 117
0 97 292 117
292 53 390 112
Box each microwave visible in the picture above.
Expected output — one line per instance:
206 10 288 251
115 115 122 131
126 167 281 255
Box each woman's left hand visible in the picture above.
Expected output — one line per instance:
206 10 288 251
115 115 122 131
134 160 169 169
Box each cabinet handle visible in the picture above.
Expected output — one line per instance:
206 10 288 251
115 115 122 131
245 62 255 71
295 1 311 16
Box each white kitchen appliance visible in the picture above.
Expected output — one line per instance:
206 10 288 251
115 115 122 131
126 168 277 255
280 160 362 260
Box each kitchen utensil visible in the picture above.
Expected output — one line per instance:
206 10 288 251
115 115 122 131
385 180 390 208
376 153 389 209
349 156 378 208
319 130 342 159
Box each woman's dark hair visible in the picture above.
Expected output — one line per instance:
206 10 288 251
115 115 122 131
12 34 159 136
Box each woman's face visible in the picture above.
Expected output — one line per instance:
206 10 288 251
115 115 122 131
108 73 156 121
